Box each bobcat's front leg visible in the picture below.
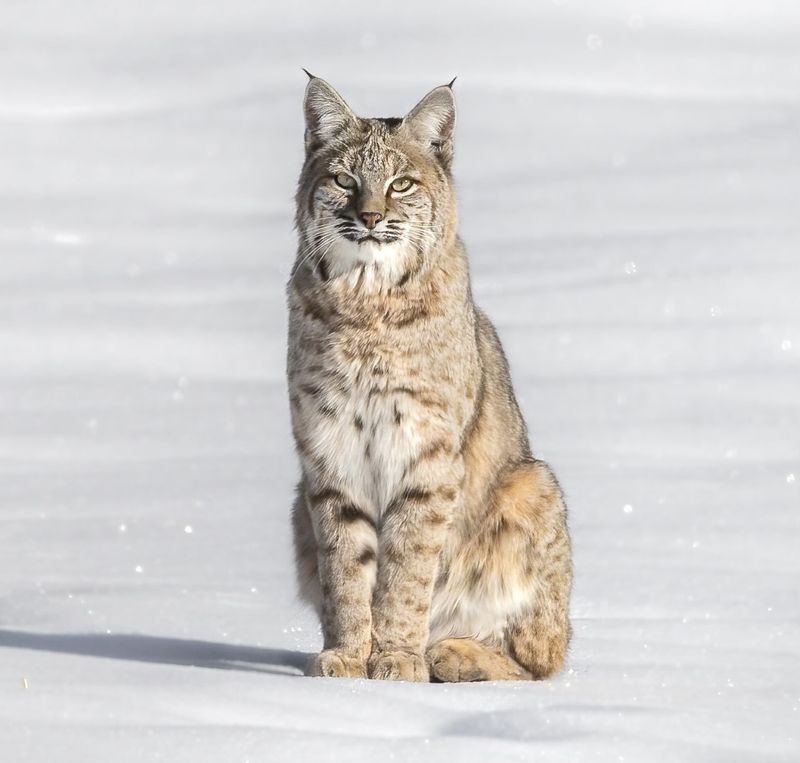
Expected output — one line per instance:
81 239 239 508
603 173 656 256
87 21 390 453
369 453 463 682
306 485 378 678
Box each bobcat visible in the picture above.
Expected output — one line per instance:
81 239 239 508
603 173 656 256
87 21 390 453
288 75 572 682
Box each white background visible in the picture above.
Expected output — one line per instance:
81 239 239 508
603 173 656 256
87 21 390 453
1 1 799 760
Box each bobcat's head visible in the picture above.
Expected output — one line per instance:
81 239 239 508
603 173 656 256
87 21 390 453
295 75 457 284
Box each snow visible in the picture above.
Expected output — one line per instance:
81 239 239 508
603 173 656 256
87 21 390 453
1 1 799 760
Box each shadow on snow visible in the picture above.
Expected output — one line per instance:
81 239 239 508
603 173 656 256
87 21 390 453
0 629 310 676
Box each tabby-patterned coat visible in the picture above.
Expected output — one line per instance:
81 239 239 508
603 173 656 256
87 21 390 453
288 75 572 682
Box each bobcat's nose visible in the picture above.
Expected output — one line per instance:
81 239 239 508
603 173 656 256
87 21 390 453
360 212 383 230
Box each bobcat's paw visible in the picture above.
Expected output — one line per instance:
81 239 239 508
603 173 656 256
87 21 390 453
368 649 429 682
307 650 367 679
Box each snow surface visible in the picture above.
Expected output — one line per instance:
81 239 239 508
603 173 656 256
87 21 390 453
2 1 799 761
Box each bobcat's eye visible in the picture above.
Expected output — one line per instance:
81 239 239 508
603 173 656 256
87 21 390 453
390 177 414 194
334 173 357 190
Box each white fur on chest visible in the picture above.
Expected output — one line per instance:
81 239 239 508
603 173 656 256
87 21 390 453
309 372 425 515
298 239 428 513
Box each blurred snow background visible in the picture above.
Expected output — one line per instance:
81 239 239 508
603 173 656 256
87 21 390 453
1 1 799 760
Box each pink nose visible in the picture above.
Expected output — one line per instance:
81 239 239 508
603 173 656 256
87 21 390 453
360 212 383 230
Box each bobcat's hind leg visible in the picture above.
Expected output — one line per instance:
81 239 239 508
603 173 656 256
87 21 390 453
291 489 322 615
502 460 572 679
426 638 531 682
430 459 572 680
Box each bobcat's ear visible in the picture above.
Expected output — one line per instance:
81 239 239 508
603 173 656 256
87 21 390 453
303 75 357 152
403 83 457 167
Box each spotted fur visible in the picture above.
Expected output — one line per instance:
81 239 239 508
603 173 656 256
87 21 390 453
288 76 572 682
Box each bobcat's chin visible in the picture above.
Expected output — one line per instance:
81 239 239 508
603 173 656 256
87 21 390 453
356 234 389 245
325 236 411 281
